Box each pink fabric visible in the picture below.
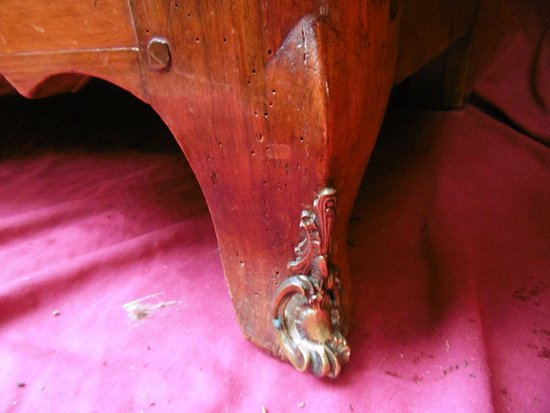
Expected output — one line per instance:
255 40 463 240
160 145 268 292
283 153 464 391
1 2 549 412
471 0 550 144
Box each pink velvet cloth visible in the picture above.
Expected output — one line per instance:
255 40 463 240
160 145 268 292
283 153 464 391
1 2 549 412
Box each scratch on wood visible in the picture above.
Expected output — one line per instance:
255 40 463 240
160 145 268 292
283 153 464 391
31 25 46 34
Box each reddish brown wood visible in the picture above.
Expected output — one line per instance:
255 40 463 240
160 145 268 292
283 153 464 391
0 0 477 370
0 50 146 100
395 0 477 84
0 0 145 100
127 0 402 355
0 76 16 96
0 0 135 52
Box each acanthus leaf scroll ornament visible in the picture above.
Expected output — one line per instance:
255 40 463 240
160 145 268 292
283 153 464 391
272 187 350 378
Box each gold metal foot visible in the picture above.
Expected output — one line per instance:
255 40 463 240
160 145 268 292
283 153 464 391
272 188 350 378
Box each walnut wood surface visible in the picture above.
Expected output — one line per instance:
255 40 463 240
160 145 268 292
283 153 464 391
0 0 476 360
0 0 145 100
128 0 400 354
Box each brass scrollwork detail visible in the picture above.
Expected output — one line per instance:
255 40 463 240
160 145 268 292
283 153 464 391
272 188 350 378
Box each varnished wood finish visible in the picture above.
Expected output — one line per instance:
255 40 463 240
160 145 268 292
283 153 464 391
0 0 476 365
0 0 145 100
0 0 134 53
0 50 146 100
128 0 400 354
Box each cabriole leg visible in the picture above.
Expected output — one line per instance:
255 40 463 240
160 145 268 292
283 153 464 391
129 0 398 377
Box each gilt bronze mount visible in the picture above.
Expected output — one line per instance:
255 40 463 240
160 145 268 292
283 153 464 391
272 188 350 378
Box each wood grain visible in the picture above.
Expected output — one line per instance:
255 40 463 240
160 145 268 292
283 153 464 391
128 0 401 354
0 0 136 53
0 49 145 100
0 0 145 100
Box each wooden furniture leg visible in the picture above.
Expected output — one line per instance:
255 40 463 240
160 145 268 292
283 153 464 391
441 30 473 109
394 0 478 110
128 1 398 377
398 30 474 110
